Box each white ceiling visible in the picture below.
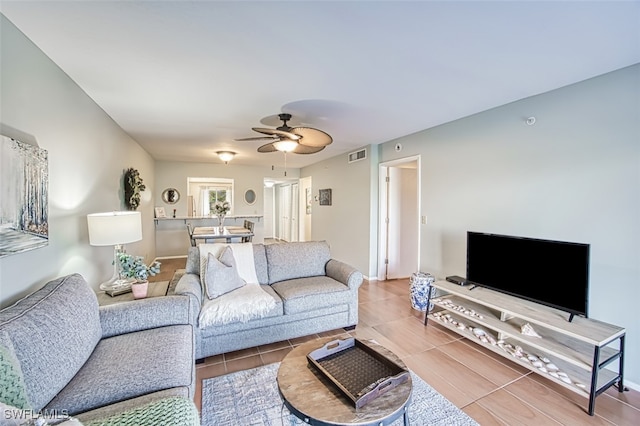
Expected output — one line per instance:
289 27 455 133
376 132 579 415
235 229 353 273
1 1 639 169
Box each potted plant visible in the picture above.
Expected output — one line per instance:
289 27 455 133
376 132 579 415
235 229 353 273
117 253 161 299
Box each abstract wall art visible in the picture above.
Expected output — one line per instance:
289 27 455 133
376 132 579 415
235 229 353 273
0 135 49 258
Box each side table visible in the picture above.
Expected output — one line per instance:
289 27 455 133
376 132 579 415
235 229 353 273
96 280 169 306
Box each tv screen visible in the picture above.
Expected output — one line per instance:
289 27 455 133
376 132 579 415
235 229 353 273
466 232 590 318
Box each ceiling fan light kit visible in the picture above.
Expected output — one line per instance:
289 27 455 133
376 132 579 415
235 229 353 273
236 113 333 155
272 140 298 152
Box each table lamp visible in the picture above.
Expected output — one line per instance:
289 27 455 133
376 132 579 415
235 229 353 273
87 211 142 290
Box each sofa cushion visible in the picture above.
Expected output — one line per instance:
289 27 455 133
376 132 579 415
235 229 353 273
204 248 246 299
185 246 199 275
0 274 102 411
252 244 269 285
266 241 331 284
271 276 350 315
45 325 194 415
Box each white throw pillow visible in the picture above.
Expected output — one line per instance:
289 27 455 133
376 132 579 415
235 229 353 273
204 246 246 299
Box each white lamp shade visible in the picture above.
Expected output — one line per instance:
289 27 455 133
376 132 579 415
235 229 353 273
87 211 142 246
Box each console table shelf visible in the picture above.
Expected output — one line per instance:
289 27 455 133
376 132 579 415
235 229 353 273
154 215 262 225
425 280 626 416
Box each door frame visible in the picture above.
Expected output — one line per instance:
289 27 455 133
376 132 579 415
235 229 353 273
378 155 421 280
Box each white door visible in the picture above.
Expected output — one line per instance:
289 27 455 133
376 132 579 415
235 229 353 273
263 185 275 238
298 177 312 241
378 158 420 280
291 183 299 241
387 167 419 279
278 184 292 241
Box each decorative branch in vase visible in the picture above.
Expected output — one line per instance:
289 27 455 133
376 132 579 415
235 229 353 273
212 201 231 231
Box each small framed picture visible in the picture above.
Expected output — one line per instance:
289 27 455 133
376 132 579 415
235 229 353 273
155 207 166 218
319 189 332 206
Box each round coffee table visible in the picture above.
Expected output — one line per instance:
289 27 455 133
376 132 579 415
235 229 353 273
277 336 412 426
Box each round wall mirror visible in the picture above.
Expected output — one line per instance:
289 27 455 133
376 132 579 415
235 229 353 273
244 189 257 205
162 188 180 204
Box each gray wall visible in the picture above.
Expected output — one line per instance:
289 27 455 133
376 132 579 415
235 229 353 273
301 146 376 277
0 15 157 307
378 64 640 387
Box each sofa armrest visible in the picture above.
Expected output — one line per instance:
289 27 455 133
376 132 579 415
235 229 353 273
100 295 192 338
326 259 363 290
173 273 203 329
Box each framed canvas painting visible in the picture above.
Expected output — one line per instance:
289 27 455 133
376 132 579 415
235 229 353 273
0 135 49 258
319 188 332 206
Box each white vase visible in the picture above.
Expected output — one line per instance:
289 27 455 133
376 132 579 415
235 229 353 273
218 215 225 232
131 281 148 299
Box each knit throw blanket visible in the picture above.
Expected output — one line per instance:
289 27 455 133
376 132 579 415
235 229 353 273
198 243 275 327
199 284 276 327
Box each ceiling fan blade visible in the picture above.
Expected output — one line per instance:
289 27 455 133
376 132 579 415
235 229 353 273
234 135 278 142
292 144 326 154
290 127 333 147
257 143 278 153
252 127 301 140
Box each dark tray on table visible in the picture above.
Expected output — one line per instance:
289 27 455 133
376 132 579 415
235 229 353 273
306 337 410 409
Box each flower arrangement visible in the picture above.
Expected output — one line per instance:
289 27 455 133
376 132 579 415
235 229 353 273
117 253 161 282
212 201 231 217
212 201 231 231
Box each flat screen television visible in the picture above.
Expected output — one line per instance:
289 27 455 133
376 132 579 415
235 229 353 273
466 231 590 320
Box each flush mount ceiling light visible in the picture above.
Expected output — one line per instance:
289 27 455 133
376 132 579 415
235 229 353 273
216 151 236 164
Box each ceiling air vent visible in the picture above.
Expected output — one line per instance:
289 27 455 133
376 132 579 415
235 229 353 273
348 148 367 163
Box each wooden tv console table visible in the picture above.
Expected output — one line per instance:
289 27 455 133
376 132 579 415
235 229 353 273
424 280 626 416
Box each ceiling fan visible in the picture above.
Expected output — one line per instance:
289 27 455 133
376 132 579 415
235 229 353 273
235 113 332 154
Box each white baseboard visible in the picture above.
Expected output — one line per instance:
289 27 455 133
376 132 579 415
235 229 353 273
623 379 640 393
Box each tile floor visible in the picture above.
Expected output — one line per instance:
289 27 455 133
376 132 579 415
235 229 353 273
192 278 640 425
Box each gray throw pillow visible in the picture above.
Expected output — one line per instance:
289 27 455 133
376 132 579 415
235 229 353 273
204 246 246 299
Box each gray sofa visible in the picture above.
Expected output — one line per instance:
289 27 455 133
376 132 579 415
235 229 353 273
0 273 198 425
175 241 363 360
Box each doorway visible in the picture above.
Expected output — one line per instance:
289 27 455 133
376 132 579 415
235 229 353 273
378 156 420 280
265 178 307 243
